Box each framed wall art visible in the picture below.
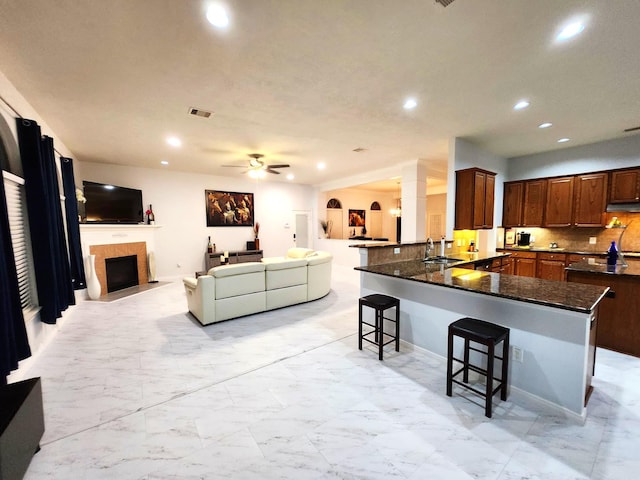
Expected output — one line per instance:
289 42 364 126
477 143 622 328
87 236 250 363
205 190 254 227
348 209 366 227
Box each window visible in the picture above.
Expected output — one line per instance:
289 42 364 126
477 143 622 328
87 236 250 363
326 198 342 209
3 171 38 313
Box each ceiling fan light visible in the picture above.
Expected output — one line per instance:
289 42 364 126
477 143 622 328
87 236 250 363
248 169 266 179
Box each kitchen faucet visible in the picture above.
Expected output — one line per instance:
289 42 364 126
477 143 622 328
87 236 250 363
425 237 434 258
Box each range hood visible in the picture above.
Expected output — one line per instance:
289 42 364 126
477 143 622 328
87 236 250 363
606 203 640 213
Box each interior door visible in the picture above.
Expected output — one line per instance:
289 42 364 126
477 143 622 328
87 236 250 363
294 211 311 248
369 210 382 238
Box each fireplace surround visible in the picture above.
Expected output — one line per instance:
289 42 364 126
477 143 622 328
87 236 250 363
89 242 148 295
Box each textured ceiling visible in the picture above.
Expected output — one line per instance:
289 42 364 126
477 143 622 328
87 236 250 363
0 0 639 188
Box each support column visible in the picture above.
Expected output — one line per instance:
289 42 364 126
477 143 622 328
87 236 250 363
400 160 427 243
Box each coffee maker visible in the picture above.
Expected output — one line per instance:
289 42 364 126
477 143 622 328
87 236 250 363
517 231 531 247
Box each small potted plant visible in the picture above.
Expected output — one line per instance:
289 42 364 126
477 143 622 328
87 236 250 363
320 219 332 238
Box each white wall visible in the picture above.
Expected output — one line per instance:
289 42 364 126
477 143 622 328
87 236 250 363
506 134 640 181
448 137 508 250
78 161 315 279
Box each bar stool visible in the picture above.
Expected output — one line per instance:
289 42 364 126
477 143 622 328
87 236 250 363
358 294 400 360
446 317 509 418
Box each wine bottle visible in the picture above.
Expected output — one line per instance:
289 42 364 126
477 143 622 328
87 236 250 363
148 204 155 225
607 241 618 266
207 236 213 253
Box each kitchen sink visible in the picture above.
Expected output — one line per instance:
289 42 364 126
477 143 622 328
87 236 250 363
423 256 465 265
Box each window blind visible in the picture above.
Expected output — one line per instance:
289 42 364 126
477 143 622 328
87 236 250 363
3 170 36 310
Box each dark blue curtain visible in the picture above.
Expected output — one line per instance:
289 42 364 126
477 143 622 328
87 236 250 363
17 119 75 325
60 157 86 290
0 166 31 382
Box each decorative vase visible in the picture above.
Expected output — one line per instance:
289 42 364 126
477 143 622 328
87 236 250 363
85 254 101 300
254 238 260 250
148 251 158 283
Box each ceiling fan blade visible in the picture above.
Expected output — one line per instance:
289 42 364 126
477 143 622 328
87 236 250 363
266 164 290 169
221 164 246 168
266 168 281 175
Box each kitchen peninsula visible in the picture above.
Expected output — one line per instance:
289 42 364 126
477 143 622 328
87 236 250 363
567 261 640 357
355 244 609 419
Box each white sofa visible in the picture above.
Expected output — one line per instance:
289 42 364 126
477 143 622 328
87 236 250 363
183 248 333 325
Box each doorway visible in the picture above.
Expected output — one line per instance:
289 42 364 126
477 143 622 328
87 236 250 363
293 210 311 248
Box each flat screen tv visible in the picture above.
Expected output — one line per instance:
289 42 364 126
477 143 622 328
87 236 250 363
82 181 143 224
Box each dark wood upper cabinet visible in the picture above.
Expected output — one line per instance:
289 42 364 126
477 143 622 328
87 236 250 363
455 167 496 230
484 173 495 228
544 176 575 227
609 168 640 203
522 179 547 227
574 172 608 227
502 181 523 227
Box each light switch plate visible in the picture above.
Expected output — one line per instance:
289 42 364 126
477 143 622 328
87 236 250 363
589 237 597 245
394 247 400 254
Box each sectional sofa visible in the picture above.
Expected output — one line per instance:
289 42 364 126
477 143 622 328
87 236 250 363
183 248 333 325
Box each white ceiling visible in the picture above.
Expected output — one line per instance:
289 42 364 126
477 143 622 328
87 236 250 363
0 0 639 189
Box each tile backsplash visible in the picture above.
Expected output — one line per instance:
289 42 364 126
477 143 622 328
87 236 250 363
506 212 640 253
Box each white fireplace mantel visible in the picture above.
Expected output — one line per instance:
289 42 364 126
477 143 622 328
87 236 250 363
79 224 161 258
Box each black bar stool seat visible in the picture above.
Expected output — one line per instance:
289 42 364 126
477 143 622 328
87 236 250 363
446 317 510 417
358 294 400 360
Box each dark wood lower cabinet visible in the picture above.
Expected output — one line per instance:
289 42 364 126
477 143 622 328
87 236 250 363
511 251 537 277
537 252 567 282
567 270 640 357
205 249 263 270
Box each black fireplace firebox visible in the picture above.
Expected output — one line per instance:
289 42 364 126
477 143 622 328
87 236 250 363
105 255 139 293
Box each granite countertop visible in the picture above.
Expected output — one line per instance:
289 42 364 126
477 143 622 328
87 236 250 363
447 251 510 264
349 241 413 249
566 260 640 277
356 259 609 313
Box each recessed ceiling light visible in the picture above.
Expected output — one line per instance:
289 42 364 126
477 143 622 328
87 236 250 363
317 162 326 170
513 100 530 110
538 122 553 129
160 160 169 165
166 136 181 147
206 5 229 28
286 173 294 180
557 22 585 41
557 138 570 143
403 98 418 110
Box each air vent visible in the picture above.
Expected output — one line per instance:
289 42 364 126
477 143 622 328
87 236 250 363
188 107 212 118
352 147 367 153
435 0 455 6
624 125 640 133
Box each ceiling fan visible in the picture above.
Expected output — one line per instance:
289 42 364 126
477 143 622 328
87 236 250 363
223 153 290 176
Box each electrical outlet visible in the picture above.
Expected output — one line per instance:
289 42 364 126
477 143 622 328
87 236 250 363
589 237 597 245
512 346 523 363
394 247 400 254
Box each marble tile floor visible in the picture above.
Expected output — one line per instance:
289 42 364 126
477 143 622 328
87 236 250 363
17 264 640 479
